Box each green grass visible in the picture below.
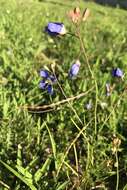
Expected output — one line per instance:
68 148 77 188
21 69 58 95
0 0 127 189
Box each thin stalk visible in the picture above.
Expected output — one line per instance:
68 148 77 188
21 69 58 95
20 88 93 111
0 180 10 189
115 151 119 190
73 144 79 172
56 119 93 178
77 28 98 135
52 70 85 126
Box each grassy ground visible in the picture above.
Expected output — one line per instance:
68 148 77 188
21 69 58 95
0 0 127 189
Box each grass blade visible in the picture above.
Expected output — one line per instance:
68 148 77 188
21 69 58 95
0 160 37 190
34 157 51 183
56 181 69 190
45 123 57 168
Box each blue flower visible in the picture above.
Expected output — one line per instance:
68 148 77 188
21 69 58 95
49 75 57 83
39 80 47 90
112 68 123 78
39 69 56 95
69 60 81 78
47 84 54 95
45 22 66 36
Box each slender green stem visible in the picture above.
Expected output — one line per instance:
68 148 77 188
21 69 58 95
77 29 98 135
52 69 84 126
0 180 10 189
115 151 119 190
73 144 79 172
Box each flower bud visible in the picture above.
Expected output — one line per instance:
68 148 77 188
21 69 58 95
69 60 81 78
82 8 90 22
68 7 81 24
112 68 123 78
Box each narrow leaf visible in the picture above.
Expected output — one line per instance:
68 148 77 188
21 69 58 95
26 156 39 171
17 144 22 167
45 123 57 167
16 165 33 179
0 160 37 190
57 181 69 190
34 157 51 183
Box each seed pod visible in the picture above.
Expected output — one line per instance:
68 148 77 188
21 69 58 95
82 8 90 22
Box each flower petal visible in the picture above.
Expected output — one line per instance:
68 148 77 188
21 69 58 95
39 80 47 89
49 75 57 83
47 84 54 95
40 70 49 78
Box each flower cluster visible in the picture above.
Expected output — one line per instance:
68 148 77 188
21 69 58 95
41 8 124 97
39 70 56 95
39 60 81 95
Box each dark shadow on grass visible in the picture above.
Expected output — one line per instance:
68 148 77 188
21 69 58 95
105 169 127 190
95 0 127 9
38 0 72 7
85 0 127 10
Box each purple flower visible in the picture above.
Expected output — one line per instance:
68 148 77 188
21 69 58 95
47 84 54 95
49 75 57 83
106 83 111 96
39 69 56 95
40 70 49 78
112 68 123 78
69 60 81 78
39 80 47 90
45 22 66 36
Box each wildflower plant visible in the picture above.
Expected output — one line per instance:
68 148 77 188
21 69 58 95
25 5 126 190
1 1 127 190
36 6 126 190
